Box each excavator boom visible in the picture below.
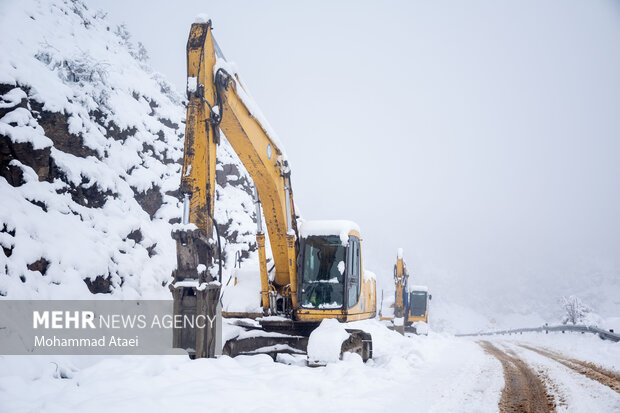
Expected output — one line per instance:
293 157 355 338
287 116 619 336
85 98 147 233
215 70 299 309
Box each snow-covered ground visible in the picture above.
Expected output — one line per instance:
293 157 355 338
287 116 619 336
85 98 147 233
0 321 504 413
2 320 620 412
1 1 619 412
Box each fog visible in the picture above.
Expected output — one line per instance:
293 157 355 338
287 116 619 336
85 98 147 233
86 0 620 322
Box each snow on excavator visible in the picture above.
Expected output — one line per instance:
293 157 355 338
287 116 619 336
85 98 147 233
169 18 375 362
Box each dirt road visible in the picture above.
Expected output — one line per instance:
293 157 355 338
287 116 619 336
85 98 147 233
480 341 555 413
518 344 620 394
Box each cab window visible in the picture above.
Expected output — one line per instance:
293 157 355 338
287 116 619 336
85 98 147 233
347 236 360 308
300 236 345 309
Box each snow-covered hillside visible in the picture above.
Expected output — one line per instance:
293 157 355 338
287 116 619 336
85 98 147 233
0 0 257 299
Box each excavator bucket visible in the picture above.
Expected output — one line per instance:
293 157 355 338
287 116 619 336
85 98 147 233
170 227 221 358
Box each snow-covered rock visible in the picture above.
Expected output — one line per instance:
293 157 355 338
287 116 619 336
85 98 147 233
0 0 257 299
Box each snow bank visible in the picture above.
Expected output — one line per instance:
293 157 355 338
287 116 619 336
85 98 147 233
413 321 429 335
0 329 506 413
307 318 349 364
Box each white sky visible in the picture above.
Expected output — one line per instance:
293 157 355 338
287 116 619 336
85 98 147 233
84 0 620 318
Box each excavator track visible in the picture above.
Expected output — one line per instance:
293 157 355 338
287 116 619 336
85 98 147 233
223 334 308 359
223 325 372 363
341 329 373 361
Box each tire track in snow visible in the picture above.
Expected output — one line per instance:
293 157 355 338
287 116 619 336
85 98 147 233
499 343 568 412
505 341 620 412
479 341 555 413
518 344 620 394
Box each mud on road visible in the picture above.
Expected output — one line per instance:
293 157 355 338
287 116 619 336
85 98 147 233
518 344 620 394
480 341 555 413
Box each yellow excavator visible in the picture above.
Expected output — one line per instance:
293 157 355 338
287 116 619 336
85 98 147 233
379 249 431 335
393 248 408 335
170 18 375 361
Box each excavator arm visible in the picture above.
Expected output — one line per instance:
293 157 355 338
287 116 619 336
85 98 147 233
178 20 299 314
181 22 218 236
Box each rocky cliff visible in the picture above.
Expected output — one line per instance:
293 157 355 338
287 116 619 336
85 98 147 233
0 0 257 299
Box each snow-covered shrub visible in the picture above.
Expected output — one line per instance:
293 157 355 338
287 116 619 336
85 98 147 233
560 295 593 325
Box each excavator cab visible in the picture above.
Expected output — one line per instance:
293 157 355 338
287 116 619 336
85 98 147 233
298 233 363 311
295 221 374 323
409 290 428 318
407 285 430 324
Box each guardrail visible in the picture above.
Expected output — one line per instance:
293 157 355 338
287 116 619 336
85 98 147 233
456 324 620 342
